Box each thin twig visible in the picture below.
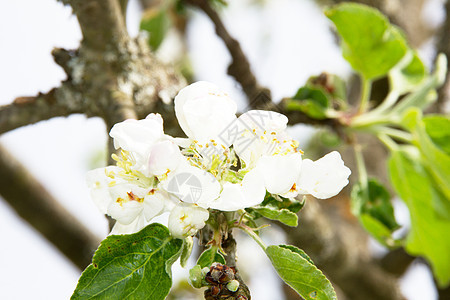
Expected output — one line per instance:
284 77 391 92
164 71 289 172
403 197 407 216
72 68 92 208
184 0 271 108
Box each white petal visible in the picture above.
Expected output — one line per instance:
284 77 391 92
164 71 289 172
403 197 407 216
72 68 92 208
147 140 183 176
174 81 237 144
142 191 166 221
105 184 148 224
241 168 267 207
163 163 221 207
233 110 289 165
257 153 302 194
209 169 265 211
110 214 146 235
208 183 246 211
86 166 121 212
297 151 351 199
168 203 209 238
107 200 143 225
109 115 164 158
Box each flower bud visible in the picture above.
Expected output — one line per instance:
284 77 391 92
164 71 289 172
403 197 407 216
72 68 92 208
226 279 240 292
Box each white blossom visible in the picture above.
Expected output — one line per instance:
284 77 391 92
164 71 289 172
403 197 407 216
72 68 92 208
168 203 210 238
174 81 237 145
296 151 351 199
86 81 352 238
147 140 184 176
232 110 303 198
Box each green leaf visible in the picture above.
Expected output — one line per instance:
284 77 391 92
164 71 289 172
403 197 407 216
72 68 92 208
351 179 401 247
402 109 450 200
351 179 399 230
389 51 427 95
389 149 450 287
196 246 226 268
306 73 347 102
424 115 450 155
279 245 315 265
180 236 194 268
188 265 204 288
71 223 183 300
266 245 337 300
251 207 298 227
390 54 447 115
325 3 408 79
260 193 304 213
287 87 330 119
140 8 171 50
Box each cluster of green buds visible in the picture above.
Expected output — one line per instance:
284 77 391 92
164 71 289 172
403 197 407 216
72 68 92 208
190 262 245 299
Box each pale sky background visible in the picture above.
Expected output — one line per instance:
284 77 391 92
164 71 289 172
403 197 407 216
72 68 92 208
0 0 443 299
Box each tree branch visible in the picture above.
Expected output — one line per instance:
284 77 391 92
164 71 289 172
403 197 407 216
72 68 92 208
0 87 84 135
379 247 416 277
0 144 101 269
67 0 129 52
184 0 271 108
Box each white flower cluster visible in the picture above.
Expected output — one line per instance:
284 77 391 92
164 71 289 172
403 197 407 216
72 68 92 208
87 82 351 238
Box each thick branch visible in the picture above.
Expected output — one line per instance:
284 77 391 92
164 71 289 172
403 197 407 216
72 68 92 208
185 0 271 108
379 247 415 277
0 144 101 269
0 88 83 135
67 0 129 52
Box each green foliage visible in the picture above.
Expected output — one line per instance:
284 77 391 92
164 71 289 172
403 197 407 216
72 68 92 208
196 246 226 268
260 193 304 213
390 54 447 116
188 265 205 289
325 3 408 80
306 73 347 102
424 115 450 155
279 245 315 265
389 149 450 287
351 179 400 247
246 194 303 227
249 207 298 227
71 224 183 300
180 236 194 268
266 245 337 300
140 8 171 51
389 51 427 95
402 109 450 200
287 86 330 119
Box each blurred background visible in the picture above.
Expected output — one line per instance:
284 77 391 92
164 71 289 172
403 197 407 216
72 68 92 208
0 0 446 299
